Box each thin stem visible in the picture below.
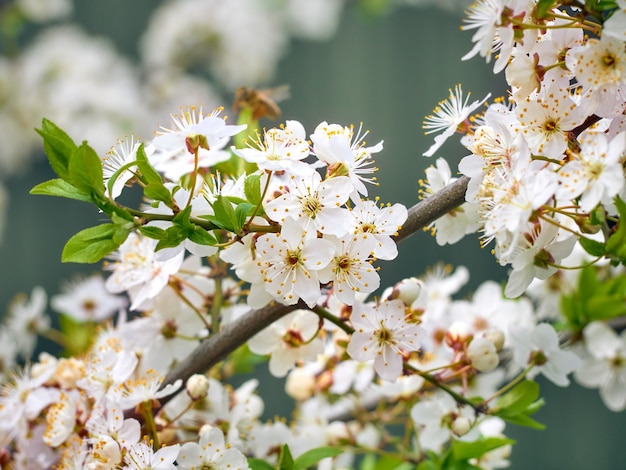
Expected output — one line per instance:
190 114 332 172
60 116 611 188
312 306 354 335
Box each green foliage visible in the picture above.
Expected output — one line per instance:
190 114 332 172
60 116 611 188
58 314 98 357
36 118 78 181
61 223 131 264
30 178 91 203
67 143 104 196
536 0 557 19
493 380 545 430
560 264 626 331
605 198 626 264
451 437 515 461
361 454 415 470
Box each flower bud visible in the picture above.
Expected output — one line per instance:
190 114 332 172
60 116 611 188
446 321 472 349
285 368 315 401
483 328 505 352
467 337 499 373
392 277 423 305
186 374 210 400
452 416 472 437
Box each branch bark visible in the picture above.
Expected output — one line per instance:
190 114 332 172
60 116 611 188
160 176 470 401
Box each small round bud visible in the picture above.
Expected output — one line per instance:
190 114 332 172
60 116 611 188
483 328 505 352
186 374 210 400
446 321 472 349
452 416 472 437
285 368 315 401
467 337 499 373
393 277 423 305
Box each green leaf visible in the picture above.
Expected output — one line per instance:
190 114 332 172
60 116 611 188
536 0 557 18
578 236 605 257
139 225 167 240
293 447 343 470
235 202 255 229
144 183 173 205
36 118 78 181
30 178 92 203
244 172 263 206
605 197 626 263
451 437 516 461
278 444 294 470
135 143 162 184
62 224 128 263
209 195 239 233
248 458 276 470
188 225 218 246
155 225 189 251
501 412 546 430
416 461 439 470
496 380 539 416
68 143 104 195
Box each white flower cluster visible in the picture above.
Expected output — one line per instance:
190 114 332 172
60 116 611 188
421 0 626 299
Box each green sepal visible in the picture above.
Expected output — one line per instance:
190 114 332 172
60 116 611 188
30 178 92 203
451 437 516 461
62 223 130 263
36 118 78 181
68 142 104 196
293 447 343 470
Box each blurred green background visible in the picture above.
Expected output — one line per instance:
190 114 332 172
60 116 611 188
0 2 624 468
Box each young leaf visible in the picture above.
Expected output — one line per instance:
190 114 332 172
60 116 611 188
62 223 129 263
451 437 516 461
605 197 626 263
278 444 294 470
496 380 539 415
293 447 343 470
578 236 604 257
36 118 78 181
139 225 167 240
68 143 105 195
30 178 92 203
188 226 218 246
244 172 263 206
248 459 276 470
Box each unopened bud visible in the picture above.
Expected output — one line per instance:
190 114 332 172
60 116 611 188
285 368 315 401
452 416 472 437
483 328 505 352
393 277 423 305
186 374 210 400
467 337 499 373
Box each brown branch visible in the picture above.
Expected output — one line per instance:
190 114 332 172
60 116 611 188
158 176 470 404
